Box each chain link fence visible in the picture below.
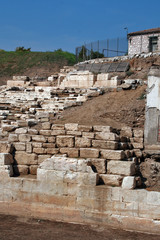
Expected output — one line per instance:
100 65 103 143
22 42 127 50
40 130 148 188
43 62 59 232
76 37 128 62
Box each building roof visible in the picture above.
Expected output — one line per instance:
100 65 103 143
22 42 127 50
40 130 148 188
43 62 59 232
128 27 160 37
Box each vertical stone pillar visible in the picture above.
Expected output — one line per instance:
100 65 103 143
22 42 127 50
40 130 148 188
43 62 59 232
144 65 160 148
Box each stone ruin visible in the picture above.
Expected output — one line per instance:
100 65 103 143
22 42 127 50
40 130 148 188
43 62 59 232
0 60 160 235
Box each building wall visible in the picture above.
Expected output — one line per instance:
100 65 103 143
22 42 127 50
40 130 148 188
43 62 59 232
128 33 160 55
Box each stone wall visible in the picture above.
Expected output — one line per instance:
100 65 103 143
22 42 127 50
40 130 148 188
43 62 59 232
128 33 160 55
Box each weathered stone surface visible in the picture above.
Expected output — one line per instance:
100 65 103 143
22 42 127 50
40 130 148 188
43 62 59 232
121 127 133 138
46 148 59 154
93 126 112 132
33 148 47 154
2 124 16 132
29 165 38 175
56 136 74 148
51 130 66 135
100 150 125 160
60 148 79 158
32 135 46 142
95 132 119 141
122 176 136 189
51 124 65 130
0 165 13 177
38 155 52 164
75 137 91 148
65 123 78 131
0 142 13 153
14 143 26 151
107 161 136 176
8 134 18 142
13 165 29 175
92 140 118 150
66 131 82 136
32 142 42 148
28 129 39 135
82 132 95 139
100 174 123 186
15 152 38 165
15 128 28 134
42 122 51 130
78 125 93 132
0 153 13 165
47 137 56 143
42 143 56 148
80 148 99 158
132 142 144 149
39 130 52 136
88 158 106 174
133 129 144 138
26 143 32 153
19 134 31 142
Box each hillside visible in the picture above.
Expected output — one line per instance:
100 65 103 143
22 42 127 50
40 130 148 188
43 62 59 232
0 49 76 85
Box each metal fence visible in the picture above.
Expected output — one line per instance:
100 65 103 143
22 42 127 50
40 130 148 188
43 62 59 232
75 37 128 62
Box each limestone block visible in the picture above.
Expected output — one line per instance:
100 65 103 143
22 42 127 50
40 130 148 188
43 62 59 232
100 174 123 186
15 128 28 134
33 148 47 154
37 168 65 182
130 137 144 143
0 153 13 165
0 165 13 177
132 142 144 149
75 137 91 148
8 134 19 143
51 130 66 136
93 126 112 132
78 125 93 132
107 161 136 176
100 150 125 160
134 149 142 158
39 130 52 136
80 148 99 158
13 76 29 81
28 129 39 135
121 127 133 138
42 143 56 148
56 136 74 148
60 148 79 158
88 158 106 174
147 191 160 205
26 143 32 153
2 125 16 132
38 155 52 164
65 123 78 131
66 131 82 136
122 176 136 189
77 159 93 173
14 143 26 151
32 135 46 142
29 165 38 175
32 142 42 148
92 140 118 150
13 165 29 175
7 80 26 87
51 124 65 130
47 137 56 143
42 122 51 130
95 132 119 141
0 142 13 153
133 129 144 138
46 148 59 154
19 134 31 142
15 152 38 165
82 132 95 139
78 172 99 186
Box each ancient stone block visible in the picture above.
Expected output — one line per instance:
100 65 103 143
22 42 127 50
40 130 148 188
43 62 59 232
28 129 39 135
19 134 31 142
121 127 133 138
66 131 82 136
51 124 65 130
39 130 52 136
0 153 13 165
78 125 93 132
15 128 28 134
15 152 38 165
132 142 144 149
13 165 29 175
88 158 106 174
32 135 46 142
51 130 66 136
56 136 74 147
14 143 26 151
0 165 13 177
0 142 13 153
107 161 136 176
42 122 51 130
100 174 123 186
95 132 119 141
47 136 56 143
82 132 95 139
8 134 18 142
46 148 59 154
75 137 91 148
93 125 112 132
32 142 42 148
122 176 136 189
80 148 99 158
100 150 125 160
42 143 56 148
33 148 47 154
133 129 144 138
60 148 79 158
26 143 33 153
65 123 78 131
92 140 118 150
29 165 38 175
38 155 52 164
2 124 16 132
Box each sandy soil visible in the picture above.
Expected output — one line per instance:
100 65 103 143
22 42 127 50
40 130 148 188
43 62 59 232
55 85 146 129
0 214 159 240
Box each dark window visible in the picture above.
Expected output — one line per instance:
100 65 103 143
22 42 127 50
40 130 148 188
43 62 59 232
149 36 158 52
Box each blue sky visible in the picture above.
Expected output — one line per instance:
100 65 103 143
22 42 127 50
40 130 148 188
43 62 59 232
0 0 160 53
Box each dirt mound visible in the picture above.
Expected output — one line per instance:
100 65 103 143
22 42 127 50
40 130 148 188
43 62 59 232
55 85 146 129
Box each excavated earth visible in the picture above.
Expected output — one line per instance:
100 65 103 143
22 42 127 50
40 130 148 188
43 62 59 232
55 85 146 129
